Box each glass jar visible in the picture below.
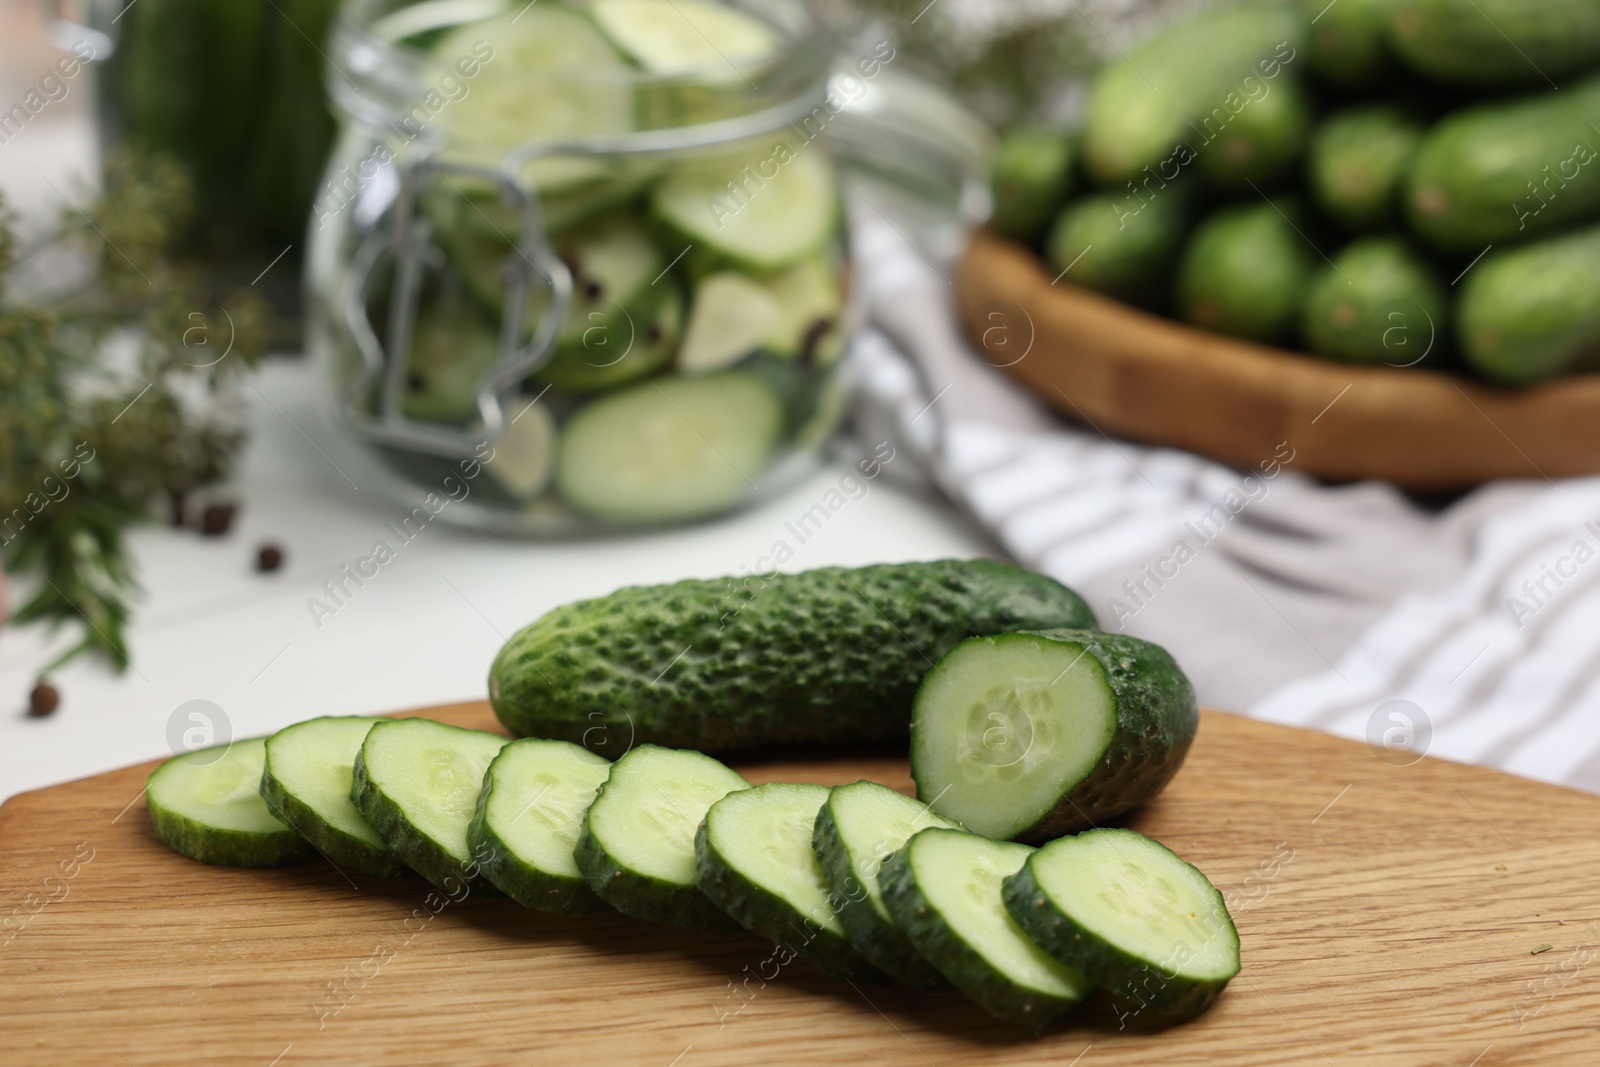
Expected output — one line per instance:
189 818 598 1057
308 0 989 534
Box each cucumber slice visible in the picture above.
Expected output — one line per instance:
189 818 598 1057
652 144 840 271
554 370 784 523
912 628 1198 842
812 781 959 988
401 290 500 426
430 9 632 189
881 828 1092 1026
698 782 886 981
148 739 311 868
678 272 782 373
591 0 780 76
575 744 748 928
763 256 845 364
1003 828 1239 1023
260 717 402 878
468 738 612 912
352 718 509 892
486 398 558 500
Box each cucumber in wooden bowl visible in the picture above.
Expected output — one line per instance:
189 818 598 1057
812 781 958 987
352 719 508 892
489 560 1097 754
911 628 1196 842
260 716 402 878
149 738 313 868
880 828 1092 1026
576 745 748 928
1002 828 1239 1025
698 782 887 981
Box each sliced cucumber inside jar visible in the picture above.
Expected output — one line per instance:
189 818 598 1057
590 0 782 76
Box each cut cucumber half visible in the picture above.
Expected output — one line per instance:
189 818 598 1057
812 781 958 987
260 717 402 878
591 0 781 76
148 739 311 868
468 738 612 912
1003 828 1239 1023
555 370 784 523
653 143 840 271
430 9 632 189
881 828 1092 1026
575 744 748 928
912 629 1198 842
486 397 558 500
698 782 886 981
678 272 782 372
352 718 509 892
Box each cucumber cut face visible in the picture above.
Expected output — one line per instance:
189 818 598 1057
913 628 1198 842
652 144 839 272
881 828 1091 1026
149 739 311 868
812 781 958 987
352 719 509 891
698 782 885 981
261 717 402 877
678 272 782 373
1003 828 1239 1024
592 0 781 76
554 370 784 523
912 633 1116 840
469 738 612 912
576 745 748 928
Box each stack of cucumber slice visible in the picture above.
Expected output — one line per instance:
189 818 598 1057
382 0 848 526
147 562 1237 1032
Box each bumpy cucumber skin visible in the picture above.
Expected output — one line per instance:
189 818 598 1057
490 560 1097 754
259 765 404 879
1300 236 1447 365
812 799 947 989
148 802 311 869
1459 225 1600 385
468 777 606 916
878 844 1080 1027
695 818 887 983
1308 105 1425 231
1177 201 1317 345
1390 0 1600 88
351 741 501 896
1405 76 1600 252
1002 833 1239 1024
922 628 1197 843
990 128 1076 246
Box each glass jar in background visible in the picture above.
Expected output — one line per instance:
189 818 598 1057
309 0 990 535
78 0 340 345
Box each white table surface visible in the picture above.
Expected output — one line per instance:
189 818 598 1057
0 359 993 803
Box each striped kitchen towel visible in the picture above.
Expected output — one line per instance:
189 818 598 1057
850 215 1600 794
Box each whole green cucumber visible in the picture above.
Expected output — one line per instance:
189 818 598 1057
489 561 1097 753
1176 200 1318 344
1082 4 1307 185
1390 0 1600 89
1406 76 1600 252
1300 236 1447 365
1308 104 1426 231
1046 188 1192 306
1194 73 1313 190
990 128 1076 246
1304 0 1400 91
1459 225 1600 385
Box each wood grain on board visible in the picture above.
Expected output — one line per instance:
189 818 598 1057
3 700 1599 1066
957 231 1600 488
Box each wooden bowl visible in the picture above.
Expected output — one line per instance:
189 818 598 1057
956 232 1600 488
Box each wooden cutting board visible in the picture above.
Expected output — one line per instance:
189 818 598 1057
4 701 1599 1066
